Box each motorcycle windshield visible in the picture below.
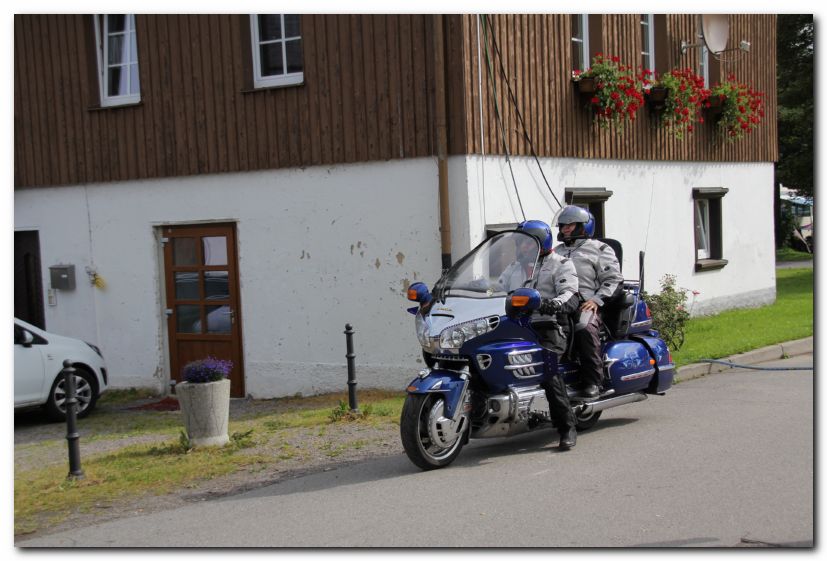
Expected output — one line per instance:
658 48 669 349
438 231 540 299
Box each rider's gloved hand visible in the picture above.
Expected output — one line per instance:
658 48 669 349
539 298 562 316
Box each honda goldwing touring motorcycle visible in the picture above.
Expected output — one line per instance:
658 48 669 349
400 226 675 470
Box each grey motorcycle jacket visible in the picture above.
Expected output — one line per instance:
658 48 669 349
533 252 580 318
553 239 623 307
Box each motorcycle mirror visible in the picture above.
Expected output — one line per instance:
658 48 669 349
407 282 432 305
505 288 541 318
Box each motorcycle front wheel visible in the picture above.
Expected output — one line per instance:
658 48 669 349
400 393 466 470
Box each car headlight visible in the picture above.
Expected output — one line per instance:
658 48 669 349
85 342 103 358
439 318 495 350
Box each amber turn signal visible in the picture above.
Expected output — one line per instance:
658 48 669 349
511 295 530 307
407 289 418 301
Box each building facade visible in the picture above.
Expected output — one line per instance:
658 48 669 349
14 14 778 397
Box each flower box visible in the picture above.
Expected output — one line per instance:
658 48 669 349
574 76 596 94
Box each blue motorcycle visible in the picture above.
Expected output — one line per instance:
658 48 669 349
400 226 675 470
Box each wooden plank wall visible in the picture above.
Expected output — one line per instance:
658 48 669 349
14 14 777 189
459 14 778 163
14 14 438 188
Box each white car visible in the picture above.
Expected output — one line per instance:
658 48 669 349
14 318 108 421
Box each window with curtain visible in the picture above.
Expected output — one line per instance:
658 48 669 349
94 14 141 107
250 14 303 89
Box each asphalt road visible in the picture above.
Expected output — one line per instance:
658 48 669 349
18 354 814 548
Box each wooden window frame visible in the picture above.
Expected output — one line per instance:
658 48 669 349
250 14 304 89
693 188 728 272
93 14 141 108
565 187 613 239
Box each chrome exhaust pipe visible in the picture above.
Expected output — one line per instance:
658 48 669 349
579 392 648 416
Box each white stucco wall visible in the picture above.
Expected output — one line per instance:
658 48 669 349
459 156 777 315
14 154 777 397
15 159 444 396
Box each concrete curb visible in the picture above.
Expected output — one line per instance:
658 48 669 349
674 336 813 383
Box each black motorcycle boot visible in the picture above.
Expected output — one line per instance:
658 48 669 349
581 384 600 398
558 426 577 450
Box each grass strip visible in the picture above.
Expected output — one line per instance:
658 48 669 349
673 268 813 367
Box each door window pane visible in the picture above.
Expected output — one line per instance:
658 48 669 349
173 238 198 266
175 272 200 300
176 305 201 333
204 271 229 300
202 237 228 265
206 305 232 333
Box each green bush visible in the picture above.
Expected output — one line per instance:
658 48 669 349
643 274 691 350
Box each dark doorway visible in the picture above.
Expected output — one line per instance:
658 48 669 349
14 231 45 328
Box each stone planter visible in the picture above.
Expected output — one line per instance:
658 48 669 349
176 379 230 447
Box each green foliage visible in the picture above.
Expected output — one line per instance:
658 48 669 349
776 247 813 262
329 401 374 422
642 274 691 350
673 268 813 367
229 429 256 449
573 54 644 130
709 75 766 141
776 15 814 196
777 204 800 249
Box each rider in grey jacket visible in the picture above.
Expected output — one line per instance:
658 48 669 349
516 220 580 450
554 206 623 398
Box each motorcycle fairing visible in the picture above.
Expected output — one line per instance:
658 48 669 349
471 339 551 393
406 370 467 419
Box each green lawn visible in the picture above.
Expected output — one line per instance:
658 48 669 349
775 247 813 261
672 267 813 367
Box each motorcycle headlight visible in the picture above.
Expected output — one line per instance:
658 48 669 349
439 317 496 350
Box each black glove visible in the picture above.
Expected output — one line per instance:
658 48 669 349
539 298 562 316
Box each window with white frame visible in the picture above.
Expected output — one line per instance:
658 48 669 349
94 14 141 107
250 15 303 89
640 14 655 74
693 188 728 271
571 14 590 71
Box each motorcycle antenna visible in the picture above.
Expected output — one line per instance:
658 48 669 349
481 15 526 222
484 15 563 211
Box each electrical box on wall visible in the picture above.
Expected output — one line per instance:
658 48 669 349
49 265 76 290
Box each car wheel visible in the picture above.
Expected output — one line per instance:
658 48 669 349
44 367 98 422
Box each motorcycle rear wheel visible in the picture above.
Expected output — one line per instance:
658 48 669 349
400 393 466 470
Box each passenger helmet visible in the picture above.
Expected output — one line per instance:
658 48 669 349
553 205 595 242
516 220 553 255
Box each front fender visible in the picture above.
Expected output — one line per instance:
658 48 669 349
406 370 468 419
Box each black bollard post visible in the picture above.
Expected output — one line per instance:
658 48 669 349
344 324 358 412
62 360 84 480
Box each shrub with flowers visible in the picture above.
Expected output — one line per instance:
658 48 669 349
640 68 710 139
572 54 644 130
183 357 233 384
708 74 766 141
642 274 698 351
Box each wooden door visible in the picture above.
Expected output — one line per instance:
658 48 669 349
163 224 244 397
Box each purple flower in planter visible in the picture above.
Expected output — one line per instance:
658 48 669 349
183 357 233 384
